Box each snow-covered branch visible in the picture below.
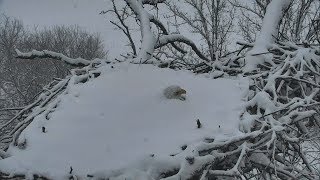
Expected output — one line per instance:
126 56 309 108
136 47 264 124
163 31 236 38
244 0 292 72
124 0 157 63
15 49 91 67
125 0 210 64
149 17 186 54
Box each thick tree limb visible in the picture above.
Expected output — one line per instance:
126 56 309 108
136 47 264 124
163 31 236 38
244 0 292 72
125 0 211 63
125 0 156 62
15 49 90 67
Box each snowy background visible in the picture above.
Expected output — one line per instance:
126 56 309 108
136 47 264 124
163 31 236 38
0 0 126 58
0 0 241 59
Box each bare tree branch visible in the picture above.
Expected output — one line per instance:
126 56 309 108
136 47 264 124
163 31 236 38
156 34 210 62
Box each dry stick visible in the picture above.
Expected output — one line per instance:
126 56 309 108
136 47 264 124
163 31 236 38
25 80 59 105
250 158 297 179
0 107 24 112
0 98 42 131
0 172 50 180
198 128 273 156
7 79 70 148
291 143 314 173
251 51 272 56
265 103 295 118
279 76 320 88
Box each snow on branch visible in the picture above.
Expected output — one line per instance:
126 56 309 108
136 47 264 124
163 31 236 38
125 0 210 64
235 42 320 179
15 49 91 67
253 0 291 49
150 17 187 54
125 0 157 63
244 0 292 72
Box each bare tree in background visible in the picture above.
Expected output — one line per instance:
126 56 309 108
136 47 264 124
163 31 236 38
23 25 107 60
0 15 108 127
105 0 214 68
166 0 235 59
107 0 237 72
231 0 320 44
103 0 137 57
0 15 25 107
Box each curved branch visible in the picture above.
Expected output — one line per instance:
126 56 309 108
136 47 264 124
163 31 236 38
125 0 156 62
155 34 211 62
126 0 210 63
150 18 187 54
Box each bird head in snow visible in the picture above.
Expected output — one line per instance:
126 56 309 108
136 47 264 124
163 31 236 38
163 85 187 101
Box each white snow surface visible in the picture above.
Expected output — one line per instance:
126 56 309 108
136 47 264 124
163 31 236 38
0 63 247 178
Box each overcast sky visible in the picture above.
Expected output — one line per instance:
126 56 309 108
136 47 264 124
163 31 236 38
0 0 127 58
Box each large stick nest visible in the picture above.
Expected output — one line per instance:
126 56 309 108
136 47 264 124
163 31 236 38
0 43 320 179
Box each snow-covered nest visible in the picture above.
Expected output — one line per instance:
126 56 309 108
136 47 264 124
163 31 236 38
0 63 247 179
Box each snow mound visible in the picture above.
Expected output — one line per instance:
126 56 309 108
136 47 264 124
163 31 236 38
0 63 247 179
